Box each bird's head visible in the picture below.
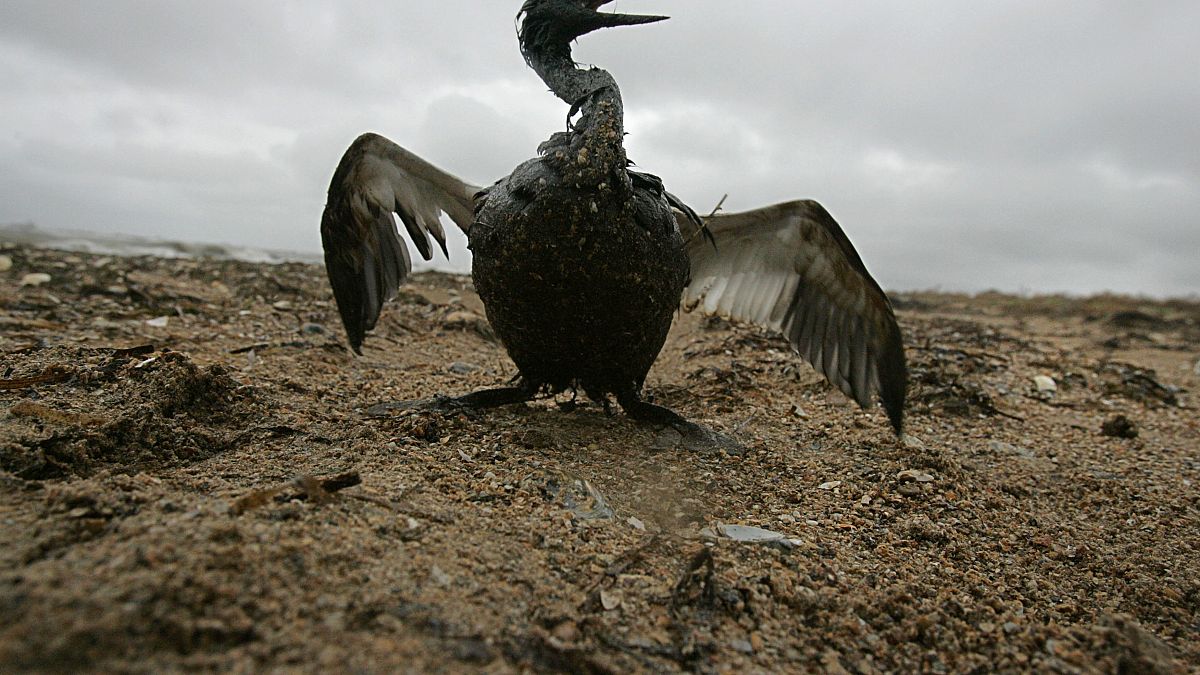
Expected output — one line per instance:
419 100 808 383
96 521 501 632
518 0 668 59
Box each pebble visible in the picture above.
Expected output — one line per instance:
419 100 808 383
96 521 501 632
551 620 580 643
0 254 11 272
429 565 452 587
600 589 622 611
897 469 935 483
20 272 52 287
1033 375 1057 394
1193 358 1200 376
750 632 765 652
443 310 484 329
729 638 755 654
818 480 842 490
448 362 481 375
145 316 170 328
300 323 327 335
627 516 646 531
272 300 293 311
989 440 1036 459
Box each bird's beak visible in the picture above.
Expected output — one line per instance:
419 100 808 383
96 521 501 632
593 12 669 28
586 1 668 29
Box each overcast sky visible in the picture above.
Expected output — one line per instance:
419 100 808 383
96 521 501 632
1 1 1197 296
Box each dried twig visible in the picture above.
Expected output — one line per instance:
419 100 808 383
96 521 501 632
0 365 73 390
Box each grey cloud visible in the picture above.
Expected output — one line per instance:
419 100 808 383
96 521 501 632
0 1 1196 296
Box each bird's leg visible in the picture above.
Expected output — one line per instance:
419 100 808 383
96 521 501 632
366 380 537 417
616 390 745 455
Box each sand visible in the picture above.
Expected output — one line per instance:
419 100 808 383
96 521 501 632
1 245 1197 673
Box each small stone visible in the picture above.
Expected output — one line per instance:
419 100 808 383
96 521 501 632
627 516 646 531
430 565 451 587
600 589 622 611
1193 358 1200 376
818 480 842 490
897 469 935 483
989 440 1036 459
902 434 926 449
0 255 12 272
448 362 481 375
1033 375 1057 394
444 310 484 329
551 620 580 644
272 300 293 311
20 272 51 287
729 638 755 654
300 323 327 335
145 316 170 328
750 632 765 652
898 483 922 497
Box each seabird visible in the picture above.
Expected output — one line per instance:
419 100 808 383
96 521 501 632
320 0 907 448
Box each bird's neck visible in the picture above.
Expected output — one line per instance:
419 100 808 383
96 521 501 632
525 49 630 188
528 50 620 109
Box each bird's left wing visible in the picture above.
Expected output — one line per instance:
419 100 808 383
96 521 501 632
320 133 481 353
680 200 907 433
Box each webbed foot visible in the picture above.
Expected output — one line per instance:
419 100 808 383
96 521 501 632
618 390 746 456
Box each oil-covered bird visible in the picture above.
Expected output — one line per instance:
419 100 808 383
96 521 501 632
320 0 907 450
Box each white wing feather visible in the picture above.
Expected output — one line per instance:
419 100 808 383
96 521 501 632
681 200 906 431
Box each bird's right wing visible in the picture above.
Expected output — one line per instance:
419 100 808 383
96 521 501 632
680 200 907 433
320 133 480 353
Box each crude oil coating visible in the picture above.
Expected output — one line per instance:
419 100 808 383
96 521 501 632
470 95 689 402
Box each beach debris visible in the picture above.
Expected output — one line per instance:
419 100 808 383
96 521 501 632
1099 362 1180 407
1106 310 1169 329
20 272 51 287
231 471 362 515
1 365 73 390
672 547 717 608
703 523 800 549
1101 414 1139 439
525 473 614 522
